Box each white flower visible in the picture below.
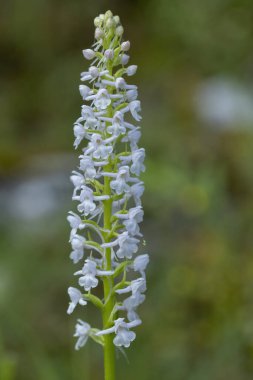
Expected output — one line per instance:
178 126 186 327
81 65 108 82
77 187 96 216
133 254 149 277
122 294 145 322
122 129 141 151
74 320 91 350
70 249 84 264
81 105 94 120
79 85 91 100
67 287 87 314
96 318 141 348
115 77 136 91
123 206 144 236
131 148 145 176
70 171 85 195
126 89 138 102
81 66 98 81
71 234 86 251
116 232 139 259
77 259 98 291
94 89 111 110
116 278 146 295
129 101 142 121
107 112 126 137
113 319 136 347
67 211 85 238
67 211 84 230
73 123 86 149
79 156 96 179
87 134 113 160
110 166 130 195
130 182 145 206
70 234 86 264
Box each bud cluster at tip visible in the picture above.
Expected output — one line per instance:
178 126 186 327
67 10 149 351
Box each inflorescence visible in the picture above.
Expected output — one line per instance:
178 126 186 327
67 10 149 351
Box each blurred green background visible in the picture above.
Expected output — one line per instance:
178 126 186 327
1 0 253 379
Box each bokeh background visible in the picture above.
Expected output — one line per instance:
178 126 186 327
1 0 253 379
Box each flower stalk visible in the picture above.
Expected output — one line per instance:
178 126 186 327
67 10 149 380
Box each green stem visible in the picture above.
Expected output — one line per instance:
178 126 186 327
102 168 115 380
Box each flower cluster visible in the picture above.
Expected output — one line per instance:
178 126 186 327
67 10 148 351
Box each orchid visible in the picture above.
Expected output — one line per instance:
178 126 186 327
67 10 148 380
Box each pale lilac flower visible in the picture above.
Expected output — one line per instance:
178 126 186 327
75 258 114 291
124 206 143 236
94 89 111 110
110 166 130 194
70 234 86 264
79 156 97 179
77 187 96 216
126 89 138 102
67 287 87 314
74 320 91 350
107 111 126 137
122 294 145 322
73 123 86 148
71 234 86 251
96 318 141 348
131 148 145 176
77 259 99 291
116 232 139 259
129 101 142 121
70 171 85 195
67 211 85 238
81 66 108 82
87 134 113 159
129 182 145 206
133 254 149 277
79 85 92 100
116 278 146 295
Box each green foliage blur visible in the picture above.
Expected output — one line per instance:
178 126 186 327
1 0 253 379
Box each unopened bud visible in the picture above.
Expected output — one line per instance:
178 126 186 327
94 17 100 27
79 85 91 100
104 10 113 20
89 66 99 78
104 49 114 60
106 17 114 29
126 65 137 76
116 25 124 36
113 15 120 25
121 54 130 65
82 49 95 60
95 27 104 40
121 41 130 51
